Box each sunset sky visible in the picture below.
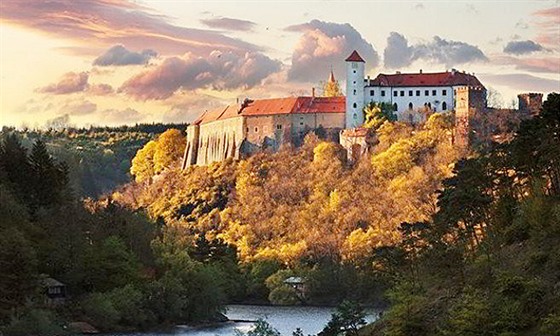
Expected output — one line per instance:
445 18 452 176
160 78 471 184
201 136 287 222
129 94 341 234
1 0 559 128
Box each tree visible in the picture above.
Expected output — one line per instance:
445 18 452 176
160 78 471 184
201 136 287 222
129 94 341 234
319 300 367 336
323 77 343 97
363 102 397 129
153 129 186 173
28 140 69 209
130 140 157 183
0 228 38 321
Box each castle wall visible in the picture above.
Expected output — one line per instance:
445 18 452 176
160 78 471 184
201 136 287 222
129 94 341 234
182 124 200 169
194 116 245 166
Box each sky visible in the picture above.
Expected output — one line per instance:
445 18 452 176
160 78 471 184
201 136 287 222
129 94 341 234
0 0 559 128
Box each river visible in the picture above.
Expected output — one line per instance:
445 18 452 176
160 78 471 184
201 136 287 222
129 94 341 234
102 304 378 336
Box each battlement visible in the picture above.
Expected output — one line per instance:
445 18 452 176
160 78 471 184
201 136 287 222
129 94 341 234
518 93 543 116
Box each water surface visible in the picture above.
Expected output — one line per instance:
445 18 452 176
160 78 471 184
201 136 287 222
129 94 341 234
103 304 377 336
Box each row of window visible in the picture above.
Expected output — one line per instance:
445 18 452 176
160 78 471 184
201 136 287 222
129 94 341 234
393 101 448 111
370 89 447 97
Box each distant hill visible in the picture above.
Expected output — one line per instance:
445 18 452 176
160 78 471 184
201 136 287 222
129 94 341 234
0 123 188 198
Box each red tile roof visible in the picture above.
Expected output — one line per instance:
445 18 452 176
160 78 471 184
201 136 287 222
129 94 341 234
345 50 365 63
193 96 346 125
369 71 484 88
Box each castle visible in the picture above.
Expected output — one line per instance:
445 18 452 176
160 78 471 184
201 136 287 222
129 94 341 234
182 50 542 167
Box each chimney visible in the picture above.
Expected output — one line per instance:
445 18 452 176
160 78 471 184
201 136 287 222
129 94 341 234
312 87 315 97
419 69 423 74
396 71 401 74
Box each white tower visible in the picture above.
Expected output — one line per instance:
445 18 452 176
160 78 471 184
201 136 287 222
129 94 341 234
345 50 365 129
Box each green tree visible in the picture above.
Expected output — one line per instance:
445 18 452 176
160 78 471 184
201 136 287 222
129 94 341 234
0 228 38 321
319 300 367 336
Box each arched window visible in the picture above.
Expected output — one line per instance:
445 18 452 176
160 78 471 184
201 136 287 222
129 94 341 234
353 89 356 95
393 103 398 111
353 102 357 108
442 102 447 110
408 102 413 110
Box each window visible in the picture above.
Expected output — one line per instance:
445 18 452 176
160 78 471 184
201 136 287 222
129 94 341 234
432 89 437 96
416 90 420 96
300 122 304 126
353 70 356 74
442 102 447 110
276 124 282 130
393 91 398 97
353 102 357 108
246 127 249 133
409 102 413 110
393 103 398 111
408 90 413 96
353 113 357 119
400 90 404 96
381 90 386 97
370 90 374 96
442 89 447 96
254 127 258 132
353 89 356 95
425 90 429 96
353 81 356 84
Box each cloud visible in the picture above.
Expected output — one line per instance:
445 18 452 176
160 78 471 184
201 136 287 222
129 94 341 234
503 40 544 55
383 32 488 68
200 17 256 32
413 3 425 10
0 0 261 56
37 72 114 95
38 72 89 94
532 7 560 48
98 107 144 125
480 73 560 93
88 83 114 95
119 51 282 100
494 55 560 73
285 20 379 83
93 45 157 66
60 100 97 116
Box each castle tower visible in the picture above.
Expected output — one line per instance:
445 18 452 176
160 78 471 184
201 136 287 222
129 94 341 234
518 93 543 116
454 86 486 148
345 50 365 128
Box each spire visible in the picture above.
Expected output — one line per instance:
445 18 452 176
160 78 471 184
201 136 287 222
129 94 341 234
328 67 336 83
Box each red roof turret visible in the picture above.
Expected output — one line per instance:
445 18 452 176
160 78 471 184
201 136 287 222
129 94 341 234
345 50 365 63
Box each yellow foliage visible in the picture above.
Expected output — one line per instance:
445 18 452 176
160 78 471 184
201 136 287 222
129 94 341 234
130 140 157 183
153 129 186 173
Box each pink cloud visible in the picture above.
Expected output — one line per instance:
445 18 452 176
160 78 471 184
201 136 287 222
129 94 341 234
119 51 281 100
286 20 379 83
38 72 89 94
37 71 114 95
0 0 261 56
531 6 560 49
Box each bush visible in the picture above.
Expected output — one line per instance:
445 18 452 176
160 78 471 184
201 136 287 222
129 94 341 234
268 285 301 305
540 313 560 336
1 309 67 336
